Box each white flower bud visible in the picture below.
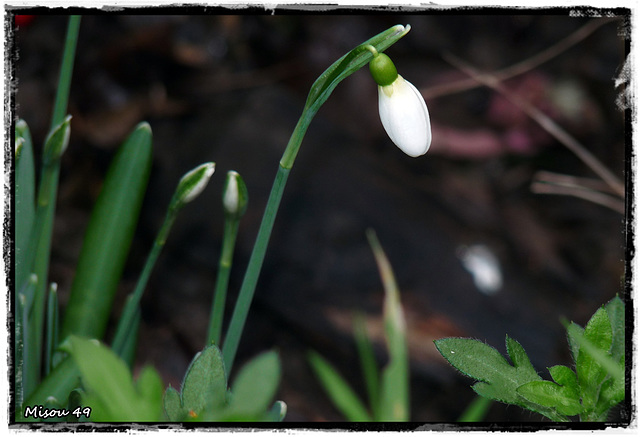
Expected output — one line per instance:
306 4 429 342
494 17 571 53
223 170 248 219
378 75 431 157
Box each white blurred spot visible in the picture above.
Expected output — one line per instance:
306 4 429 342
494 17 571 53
458 244 503 295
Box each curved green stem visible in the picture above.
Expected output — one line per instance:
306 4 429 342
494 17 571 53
221 24 411 376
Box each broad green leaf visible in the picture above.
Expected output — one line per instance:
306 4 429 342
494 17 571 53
517 380 583 416
68 336 163 421
181 344 227 417
61 122 153 340
308 350 372 422
226 350 281 419
605 296 625 362
163 385 185 421
575 307 613 412
136 366 164 414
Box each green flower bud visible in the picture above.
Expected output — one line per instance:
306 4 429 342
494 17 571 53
173 162 215 208
43 115 72 165
369 53 398 87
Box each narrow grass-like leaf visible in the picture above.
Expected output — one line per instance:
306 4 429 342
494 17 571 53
119 307 141 368
366 230 409 421
308 350 372 422
19 357 81 422
50 15 81 129
44 283 59 376
23 117 71 396
15 119 35 291
353 312 380 419
458 395 493 422
61 122 152 340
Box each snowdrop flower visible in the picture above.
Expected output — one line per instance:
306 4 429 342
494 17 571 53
368 50 431 157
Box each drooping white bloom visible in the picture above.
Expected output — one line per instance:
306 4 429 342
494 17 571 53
378 75 431 157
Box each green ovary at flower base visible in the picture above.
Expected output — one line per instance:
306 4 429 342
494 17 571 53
368 49 431 157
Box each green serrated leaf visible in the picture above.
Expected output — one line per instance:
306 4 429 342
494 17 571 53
163 385 184 421
181 344 227 417
506 336 538 377
517 381 583 416
567 322 584 364
435 337 547 413
549 365 580 396
227 350 281 419
308 350 372 422
576 307 613 413
595 358 625 419
605 296 625 362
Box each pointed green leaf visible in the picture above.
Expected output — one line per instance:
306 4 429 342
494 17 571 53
68 336 163 421
567 322 584 364
367 229 409 421
595 358 625 418
181 344 227 416
549 365 580 396
61 122 153 340
227 350 281 419
308 350 372 421
163 385 185 421
605 296 625 362
575 307 613 412
506 335 538 377
353 313 380 419
435 337 545 412
517 381 583 416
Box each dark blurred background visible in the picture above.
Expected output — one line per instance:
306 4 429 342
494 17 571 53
12 11 628 423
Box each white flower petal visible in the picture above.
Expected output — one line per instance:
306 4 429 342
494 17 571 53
378 75 431 157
